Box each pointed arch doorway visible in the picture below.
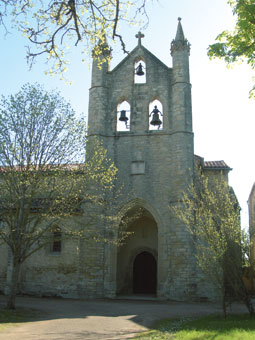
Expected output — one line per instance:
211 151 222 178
116 206 158 296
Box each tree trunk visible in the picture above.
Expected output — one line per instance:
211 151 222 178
222 293 227 319
243 293 254 316
6 261 21 310
222 272 227 319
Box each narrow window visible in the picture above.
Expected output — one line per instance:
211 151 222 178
149 100 163 131
52 226 62 253
134 59 146 84
116 101 131 131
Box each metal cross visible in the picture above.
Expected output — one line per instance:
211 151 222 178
135 31 145 46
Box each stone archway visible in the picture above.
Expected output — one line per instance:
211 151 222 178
116 206 158 295
133 251 157 294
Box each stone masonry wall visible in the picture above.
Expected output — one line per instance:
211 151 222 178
0 243 7 294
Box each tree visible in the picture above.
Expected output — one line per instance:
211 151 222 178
0 83 118 309
0 0 150 76
208 0 255 98
173 171 254 317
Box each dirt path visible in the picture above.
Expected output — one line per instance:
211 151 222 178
0 296 247 340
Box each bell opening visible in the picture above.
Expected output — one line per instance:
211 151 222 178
149 101 163 131
135 63 145 76
134 59 146 84
117 101 131 131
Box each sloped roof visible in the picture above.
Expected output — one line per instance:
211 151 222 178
110 44 170 74
175 17 185 41
203 160 231 170
194 155 232 171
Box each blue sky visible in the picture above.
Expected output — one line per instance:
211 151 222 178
1 0 255 227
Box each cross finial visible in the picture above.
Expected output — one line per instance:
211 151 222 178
135 31 145 46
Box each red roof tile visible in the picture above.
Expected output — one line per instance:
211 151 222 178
204 160 231 169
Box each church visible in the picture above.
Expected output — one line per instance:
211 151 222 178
0 19 231 301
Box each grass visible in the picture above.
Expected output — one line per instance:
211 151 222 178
133 314 255 340
0 307 39 331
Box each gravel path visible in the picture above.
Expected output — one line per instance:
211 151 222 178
0 295 247 340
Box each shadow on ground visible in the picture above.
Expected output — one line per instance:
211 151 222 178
0 294 248 327
0 306 43 326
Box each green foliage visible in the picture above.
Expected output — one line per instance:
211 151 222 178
134 315 255 340
0 83 86 166
0 0 150 77
173 173 240 290
0 83 88 260
172 171 254 315
0 84 117 262
0 83 119 308
208 0 255 98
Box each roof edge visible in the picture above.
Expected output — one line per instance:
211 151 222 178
110 44 170 74
195 155 232 171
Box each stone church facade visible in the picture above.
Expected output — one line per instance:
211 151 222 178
0 19 231 301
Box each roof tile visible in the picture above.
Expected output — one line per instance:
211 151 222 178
203 160 230 169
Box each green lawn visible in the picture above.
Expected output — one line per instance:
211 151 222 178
0 307 38 331
134 314 255 340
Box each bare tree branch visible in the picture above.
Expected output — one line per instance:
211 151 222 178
0 0 151 75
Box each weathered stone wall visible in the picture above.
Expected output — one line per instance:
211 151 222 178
0 243 7 293
20 237 80 298
15 212 109 298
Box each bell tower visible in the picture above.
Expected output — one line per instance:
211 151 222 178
87 19 196 300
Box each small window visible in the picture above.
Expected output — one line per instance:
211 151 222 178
116 101 131 131
52 227 62 253
149 100 163 131
134 59 146 84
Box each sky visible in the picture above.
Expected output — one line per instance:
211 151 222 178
0 0 255 228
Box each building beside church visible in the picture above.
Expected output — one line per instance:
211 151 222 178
0 19 232 301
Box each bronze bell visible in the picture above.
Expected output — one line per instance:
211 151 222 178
119 110 128 122
135 63 144 76
150 106 162 126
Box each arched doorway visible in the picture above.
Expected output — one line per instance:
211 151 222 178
133 251 157 294
116 206 158 295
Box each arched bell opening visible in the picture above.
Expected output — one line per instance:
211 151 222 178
149 99 163 131
116 206 158 296
134 58 146 84
116 100 131 131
